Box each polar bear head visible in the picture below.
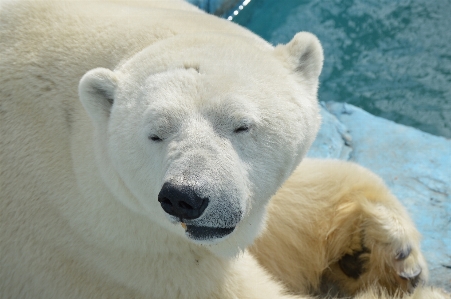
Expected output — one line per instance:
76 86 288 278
78 32 323 257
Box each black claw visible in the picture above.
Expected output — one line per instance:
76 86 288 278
395 246 412 261
409 274 421 288
399 267 422 280
398 267 422 294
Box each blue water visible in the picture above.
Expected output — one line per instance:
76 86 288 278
230 0 451 138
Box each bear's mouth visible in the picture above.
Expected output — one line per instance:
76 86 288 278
185 225 235 241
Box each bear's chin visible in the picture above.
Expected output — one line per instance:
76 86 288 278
186 225 235 242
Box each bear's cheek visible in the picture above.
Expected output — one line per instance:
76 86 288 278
105 120 165 209
236 127 303 198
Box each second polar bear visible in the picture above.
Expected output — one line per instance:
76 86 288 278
0 0 447 298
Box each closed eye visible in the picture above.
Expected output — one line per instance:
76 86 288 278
234 125 250 133
148 134 163 142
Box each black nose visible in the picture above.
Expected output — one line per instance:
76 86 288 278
158 182 209 220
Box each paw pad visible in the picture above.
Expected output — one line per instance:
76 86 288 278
338 249 370 279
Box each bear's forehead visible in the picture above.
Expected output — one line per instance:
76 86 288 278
120 34 286 87
117 36 304 118
135 66 296 115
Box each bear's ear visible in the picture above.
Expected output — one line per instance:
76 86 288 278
274 32 324 86
79 68 118 126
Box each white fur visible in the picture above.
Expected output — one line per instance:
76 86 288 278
76 27 322 257
0 1 447 299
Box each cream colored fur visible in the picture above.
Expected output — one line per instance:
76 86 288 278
0 0 448 299
252 159 443 297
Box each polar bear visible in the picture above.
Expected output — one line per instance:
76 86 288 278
0 0 448 298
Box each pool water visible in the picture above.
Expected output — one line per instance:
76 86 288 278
231 0 451 138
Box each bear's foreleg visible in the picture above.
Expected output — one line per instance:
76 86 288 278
249 159 428 297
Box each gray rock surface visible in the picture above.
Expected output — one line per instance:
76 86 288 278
308 102 451 291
